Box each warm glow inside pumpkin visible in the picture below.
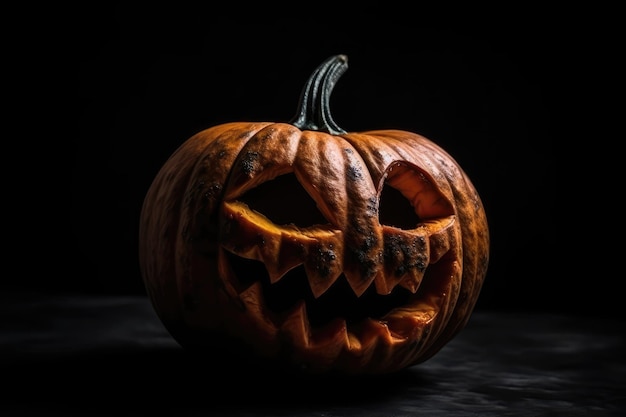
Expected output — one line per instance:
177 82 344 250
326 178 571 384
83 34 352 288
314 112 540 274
138 54 490 374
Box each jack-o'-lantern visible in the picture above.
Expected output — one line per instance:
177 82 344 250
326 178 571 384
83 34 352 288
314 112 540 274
138 54 489 374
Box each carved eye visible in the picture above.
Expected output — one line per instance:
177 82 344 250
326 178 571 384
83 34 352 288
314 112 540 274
380 162 455 227
379 185 420 229
237 173 327 227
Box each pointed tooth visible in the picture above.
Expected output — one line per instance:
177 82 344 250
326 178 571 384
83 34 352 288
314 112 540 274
398 268 426 293
223 201 329 285
300 235 344 297
282 318 349 373
218 247 246 297
310 318 348 360
374 271 392 295
270 233 311 283
267 267 287 284
221 201 279 260
303 242 343 298
357 319 407 371
280 301 310 348
425 218 455 263
361 318 394 345
238 281 279 336
398 280 418 293
380 226 428 294
265 251 301 284
341 331 375 370
265 232 313 284
220 201 294 284
346 332 362 352
349 319 383 362
238 281 265 311
305 267 343 298
344 270 377 297
384 309 429 340
373 270 405 295
379 272 404 295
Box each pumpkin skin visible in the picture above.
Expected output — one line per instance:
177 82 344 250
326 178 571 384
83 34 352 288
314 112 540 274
138 55 489 374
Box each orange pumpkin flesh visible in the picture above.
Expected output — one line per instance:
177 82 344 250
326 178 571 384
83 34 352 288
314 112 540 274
139 55 489 374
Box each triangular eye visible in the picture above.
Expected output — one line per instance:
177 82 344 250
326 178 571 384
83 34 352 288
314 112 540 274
237 173 328 227
379 183 421 229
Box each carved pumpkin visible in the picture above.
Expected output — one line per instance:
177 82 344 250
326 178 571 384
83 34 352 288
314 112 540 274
138 55 489 374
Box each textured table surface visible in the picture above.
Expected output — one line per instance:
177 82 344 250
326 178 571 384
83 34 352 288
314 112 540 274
1 291 624 416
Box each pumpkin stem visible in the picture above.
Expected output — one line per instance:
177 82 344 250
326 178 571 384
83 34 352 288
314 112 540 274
290 54 348 134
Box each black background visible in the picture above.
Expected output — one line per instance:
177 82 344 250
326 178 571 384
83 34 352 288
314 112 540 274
5 7 623 415
42 5 600 316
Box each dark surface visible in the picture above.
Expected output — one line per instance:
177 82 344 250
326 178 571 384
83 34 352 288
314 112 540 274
1 291 624 416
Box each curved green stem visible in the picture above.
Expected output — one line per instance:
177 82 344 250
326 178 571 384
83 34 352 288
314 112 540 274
290 54 348 134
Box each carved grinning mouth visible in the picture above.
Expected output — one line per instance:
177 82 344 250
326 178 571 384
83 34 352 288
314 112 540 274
226 252 415 328
218 170 459 348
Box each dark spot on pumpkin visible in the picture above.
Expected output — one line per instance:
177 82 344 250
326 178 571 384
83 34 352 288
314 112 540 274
312 245 336 277
348 246 377 281
317 264 331 278
384 234 402 256
366 196 378 217
416 260 426 272
346 165 362 182
363 234 378 251
384 234 428 276
202 182 222 203
240 151 260 175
